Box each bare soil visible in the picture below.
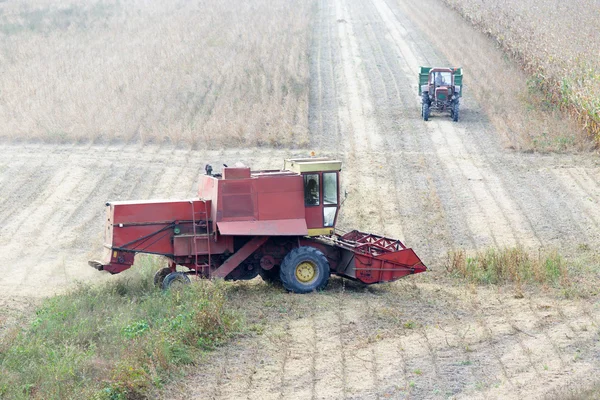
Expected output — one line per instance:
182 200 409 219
1 0 600 398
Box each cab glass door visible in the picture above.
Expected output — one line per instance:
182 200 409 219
322 172 338 227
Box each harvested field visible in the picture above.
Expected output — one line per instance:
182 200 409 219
1 0 600 398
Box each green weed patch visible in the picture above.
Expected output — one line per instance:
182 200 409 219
0 259 242 399
446 247 570 288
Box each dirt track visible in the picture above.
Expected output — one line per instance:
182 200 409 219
1 0 600 398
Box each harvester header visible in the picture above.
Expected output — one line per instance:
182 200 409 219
89 158 426 293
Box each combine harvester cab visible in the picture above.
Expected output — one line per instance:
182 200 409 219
89 158 426 293
419 66 463 122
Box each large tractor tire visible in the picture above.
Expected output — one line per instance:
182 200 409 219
452 101 459 122
162 271 191 290
422 103 430 121
280 247 330 293
421 92 430 121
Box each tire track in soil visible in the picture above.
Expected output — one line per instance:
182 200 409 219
1 159 102 292
553 167 600 238
333 0 403 239
525 296 567 369
309 0 342 152
336 289 350 399
0 144 71 229
349 0 453 261
0 142 134 293
340 296 377 398
464 289 522 397
280 317 315 399
356 0 492 253
495 296 543 380
314 307 345 399
429 286 488 394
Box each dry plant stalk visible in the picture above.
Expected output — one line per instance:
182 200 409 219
447 247 570 288
0 0 312 148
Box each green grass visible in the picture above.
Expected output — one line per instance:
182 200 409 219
446 246 600 297
446 247 570 288
0 257 242 400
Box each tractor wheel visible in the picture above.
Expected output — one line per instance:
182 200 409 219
452 101 459 122
162 272 191 290
259 265 281 284
154 267 172 288
422 102 430 121
421 93 430 121
280 247 330 293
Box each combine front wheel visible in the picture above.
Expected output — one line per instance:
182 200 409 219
154 267 172 288
280 247 330 293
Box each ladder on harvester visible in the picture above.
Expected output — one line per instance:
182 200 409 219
191 200 211 276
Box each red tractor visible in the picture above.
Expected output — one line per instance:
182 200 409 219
89 158 426 293
419 67 463 122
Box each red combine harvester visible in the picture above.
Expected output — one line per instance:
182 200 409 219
89 158 427 293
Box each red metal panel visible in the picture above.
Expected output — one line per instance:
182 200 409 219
257 191 305 220
217 219 308 236
304 205 323 229
255 174 305 221
108 200 210 256
173 235 233 256
219 179 257 220
111 200 209 224
223 167 251 179
354 248 425 284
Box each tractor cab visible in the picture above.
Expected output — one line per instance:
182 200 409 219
284 158 342 236
431 70 452 88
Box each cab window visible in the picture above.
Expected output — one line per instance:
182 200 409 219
304 174 320 206
324 207 336 227
323 173 337 205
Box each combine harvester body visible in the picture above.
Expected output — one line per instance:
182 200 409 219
90 159 426 293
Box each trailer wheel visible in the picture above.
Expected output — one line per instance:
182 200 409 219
154 267 172 288
280 247 330 293
162 272 190 290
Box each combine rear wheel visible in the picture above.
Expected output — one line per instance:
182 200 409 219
162 272 190 290
154 267 172 288
280 247 330 293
